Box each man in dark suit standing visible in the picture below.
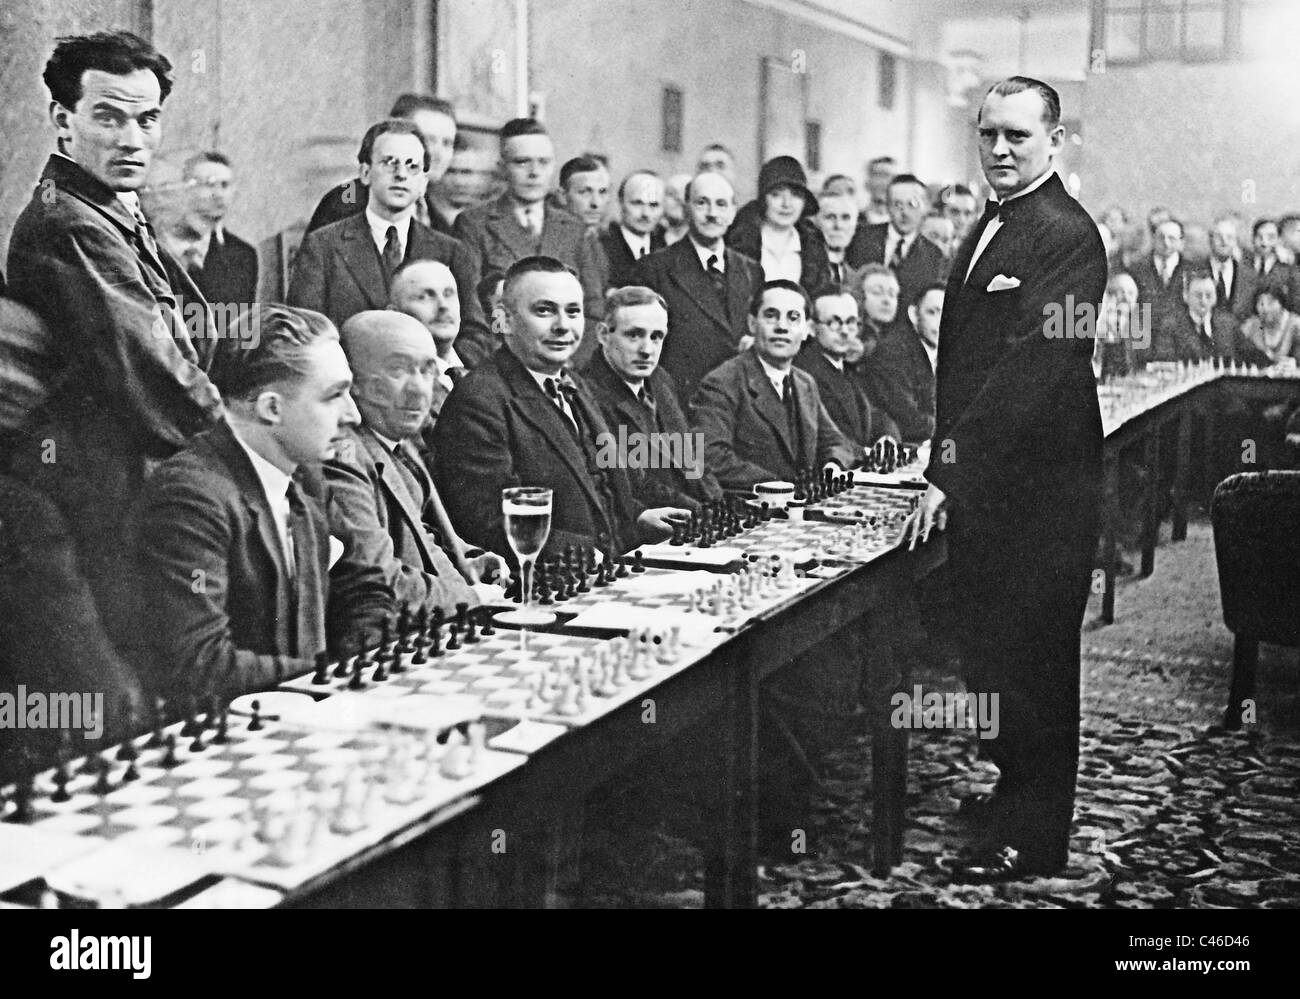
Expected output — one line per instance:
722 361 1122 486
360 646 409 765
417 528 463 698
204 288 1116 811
846 172 949 313
432 257 689 561
692 280 860 491
910 77 1108 881
583 286 723 511
634 171 762 403
180 151 258 308
596 171 667 293
1130 217 1189 332
794 286 899 449
1209 216 1255 322
5 31 222 648
288 119 486 338
306 94 459 237
861 283 942 444
453 118 591 282
137 306 392 702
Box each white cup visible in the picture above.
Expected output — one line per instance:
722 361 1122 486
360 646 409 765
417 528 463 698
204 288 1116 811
753 481 795 509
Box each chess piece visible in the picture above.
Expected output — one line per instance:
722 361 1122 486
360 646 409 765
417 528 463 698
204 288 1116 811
372 650 388 682
248 700 264 731
349 658 366 690
388 642 405 675
92 755 113 795
429 612 444 658
446 621 462 651
51 759 72 803
631 550 646 573
396 606 413 653
478 606 496 637
312 651 331 685
214 710 229 745
464 612 479 644
145 697 167 749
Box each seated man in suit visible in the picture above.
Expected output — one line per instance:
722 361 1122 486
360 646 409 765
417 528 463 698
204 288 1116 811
327 310 510 617
179 151 258 309
851 263 901 362
846 172 948 312
635 171 763 403
306 93 458 236
794 286 899 449
136 305 393 702
860 282 941 444
432 256 689 560
583 286 723 512
692 279 860 491
1152 271 1238 362
388 259 472 430
289 119 485 339
453 118 590 281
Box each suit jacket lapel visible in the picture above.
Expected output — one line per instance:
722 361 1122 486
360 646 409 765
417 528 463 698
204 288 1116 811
485 194 535 262
500 354 610 519
743 354 797 466
669 241 732 331
337 214 387 311
793 369 819 468
362 431 438 572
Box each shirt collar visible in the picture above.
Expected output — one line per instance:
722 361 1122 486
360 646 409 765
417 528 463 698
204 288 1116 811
228 423 294 507
368 427 403 453
690 237 725 272
997 166 1055 206
365 206 413 248
435 347 464 376
621 225 650 253
821 351 844 371
756 353 793 394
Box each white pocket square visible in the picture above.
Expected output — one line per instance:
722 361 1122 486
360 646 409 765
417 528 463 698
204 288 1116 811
328 536 345 569
986 274 1021 292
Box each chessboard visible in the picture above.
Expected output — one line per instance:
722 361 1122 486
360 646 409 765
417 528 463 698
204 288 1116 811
733 516 903 566
0 693 525 900
807 484 919 529
282 614 706 731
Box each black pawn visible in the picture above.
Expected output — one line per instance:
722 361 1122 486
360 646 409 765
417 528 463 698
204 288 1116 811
122 760 140 783
248 699 264 731
159 734 179 769
92 755 113 795
190 726 207 752
455 602 470 631
11 777 34 822
348 658 366 690
371 652 387 682
388 641 406 674
312 651 331 685
397 606 414 652
446 621 462 651
464 613 479 644
115 698 137 760
478 607 496 637
614 556 630 578
428 612 444 657
50 761 71 803
378 617 392 656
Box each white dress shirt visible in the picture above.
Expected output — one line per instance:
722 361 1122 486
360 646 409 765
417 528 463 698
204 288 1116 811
621 225 652 260
966 166 1055 279
757 355 794 400
760 226 803 283
527 367 578 430
883 227 916 267
230 425 296 574
691 237 726 274
365 206 414 260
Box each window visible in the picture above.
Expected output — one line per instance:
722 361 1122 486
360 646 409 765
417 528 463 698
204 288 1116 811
878 53 896 110
1100 0 1247 64
805 121 822 173
661 86 683 154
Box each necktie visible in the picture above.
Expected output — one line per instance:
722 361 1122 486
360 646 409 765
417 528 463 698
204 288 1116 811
1217 268 1230 306
638 243 648 259
781 375 804 460
382 225 403 278
638 384 658 429
831 262 843 285
130 205 161 262
889 237 905 270
706 253 726 301
286 481 324 659
544 376 578 432
393 442 430 509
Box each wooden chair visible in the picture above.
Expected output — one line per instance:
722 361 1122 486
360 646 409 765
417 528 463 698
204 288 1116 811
1210 471 1300 729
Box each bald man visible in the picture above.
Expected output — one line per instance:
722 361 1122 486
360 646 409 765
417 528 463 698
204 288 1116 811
388 259 485 415
326 310 510 617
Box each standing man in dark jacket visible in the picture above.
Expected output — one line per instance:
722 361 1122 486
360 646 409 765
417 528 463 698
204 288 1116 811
5 31 222 650
910 77 1108 882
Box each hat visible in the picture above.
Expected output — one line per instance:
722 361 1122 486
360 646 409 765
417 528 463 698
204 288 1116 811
757 156 818 219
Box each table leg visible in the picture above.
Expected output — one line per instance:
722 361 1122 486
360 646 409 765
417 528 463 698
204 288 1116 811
1172 407 1192 542
1140 428 1159 577
703 655 757 908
